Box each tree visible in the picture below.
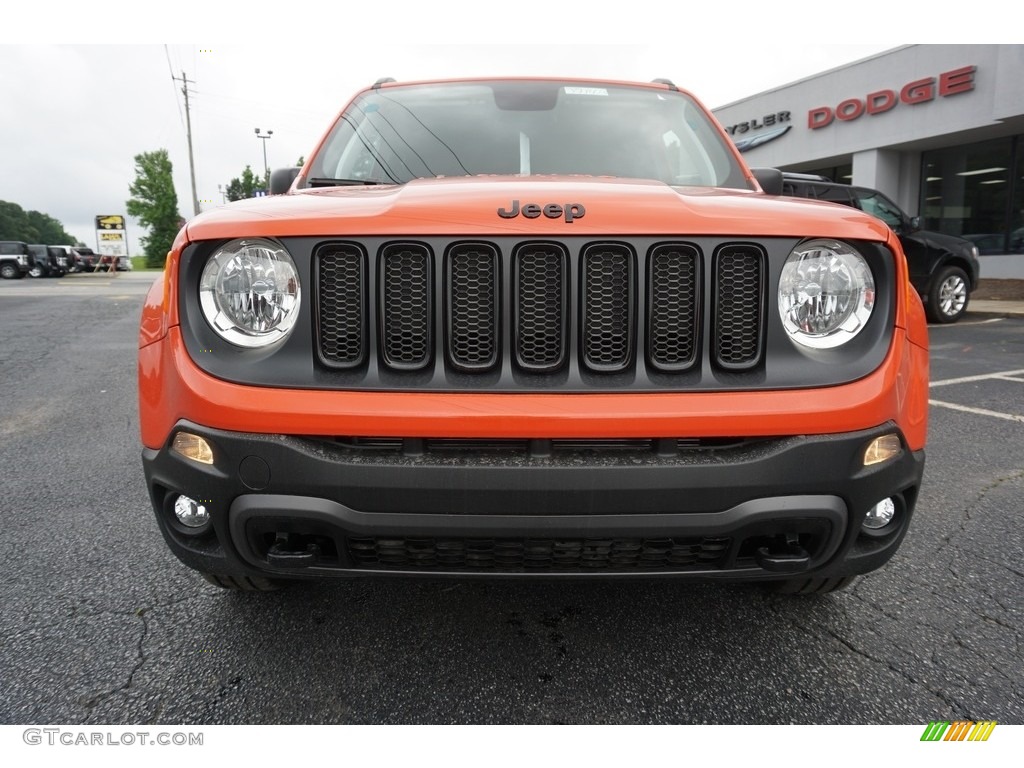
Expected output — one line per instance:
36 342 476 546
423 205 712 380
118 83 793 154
26 210 77 244
0 201 32 240
126 149 181 268
224 165 265 202
0 200 78 244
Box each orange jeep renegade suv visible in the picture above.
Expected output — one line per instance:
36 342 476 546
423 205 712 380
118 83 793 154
139 78 928 594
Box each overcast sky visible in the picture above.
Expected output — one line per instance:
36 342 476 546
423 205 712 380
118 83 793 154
2 3 1001 253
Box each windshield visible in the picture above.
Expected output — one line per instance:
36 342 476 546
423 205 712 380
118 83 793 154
305 81 749 189
855 190 905 230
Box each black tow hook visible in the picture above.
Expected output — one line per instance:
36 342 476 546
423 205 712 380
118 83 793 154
755 533 811 573
266 533 320 568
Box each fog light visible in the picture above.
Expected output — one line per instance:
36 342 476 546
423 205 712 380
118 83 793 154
863 434 902 467
174 495 210 528
863 497 896 530
172 432 214 465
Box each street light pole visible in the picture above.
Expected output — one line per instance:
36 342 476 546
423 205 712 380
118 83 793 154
255 128 273 189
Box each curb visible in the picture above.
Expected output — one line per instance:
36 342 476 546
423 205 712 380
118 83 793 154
967 300 1024 317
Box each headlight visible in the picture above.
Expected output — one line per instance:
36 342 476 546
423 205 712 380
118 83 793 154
778 239 874 349
199 238 300 348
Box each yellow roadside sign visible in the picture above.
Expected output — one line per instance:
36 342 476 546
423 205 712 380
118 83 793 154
96 214 128 257
97 215 125 230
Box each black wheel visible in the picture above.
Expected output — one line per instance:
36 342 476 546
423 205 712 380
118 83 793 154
28 264 45 278
201 572 285 591
926 266 970 324
764 575 857 594
1 262 22 279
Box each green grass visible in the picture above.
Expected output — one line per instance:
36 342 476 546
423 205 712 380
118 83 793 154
131 256 162 271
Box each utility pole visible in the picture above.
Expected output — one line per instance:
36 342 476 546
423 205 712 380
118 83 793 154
172 70 201 216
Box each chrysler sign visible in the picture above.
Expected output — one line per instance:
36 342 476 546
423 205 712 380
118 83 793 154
808 66 976 130
723 111 793 152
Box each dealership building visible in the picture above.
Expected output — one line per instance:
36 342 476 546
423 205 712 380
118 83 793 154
713 44 1024 278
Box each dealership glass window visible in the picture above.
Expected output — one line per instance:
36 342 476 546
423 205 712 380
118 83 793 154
921 136 1018 253
1012 141 1024 253
797 163 853 184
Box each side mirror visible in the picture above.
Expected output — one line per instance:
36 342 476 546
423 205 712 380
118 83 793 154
750 168 783 196
908 215 921 233
269 167 301 195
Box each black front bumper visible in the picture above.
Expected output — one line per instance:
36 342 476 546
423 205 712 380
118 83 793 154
143 422 924 582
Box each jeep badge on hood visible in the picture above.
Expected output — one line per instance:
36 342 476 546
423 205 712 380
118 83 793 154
497 200 586 223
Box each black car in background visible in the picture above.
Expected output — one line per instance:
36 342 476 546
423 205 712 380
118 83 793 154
26 244 64 277
781 174 981 324
48 245 78 274
46 246 78 276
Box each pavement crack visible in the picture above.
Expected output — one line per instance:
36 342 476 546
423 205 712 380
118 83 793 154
819 625 965 714
80 608 150 714
931 469 1024 558
847 587 947 632
976 555 1024 580
144 699 166 725
970 609 1018 634
767 598 965 717
77 592 213 717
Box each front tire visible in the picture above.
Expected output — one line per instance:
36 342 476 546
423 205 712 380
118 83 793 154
926 266 970 324
29 264 46 278
1 262 22 280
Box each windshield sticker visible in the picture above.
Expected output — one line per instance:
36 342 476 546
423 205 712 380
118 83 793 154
564 87 608 96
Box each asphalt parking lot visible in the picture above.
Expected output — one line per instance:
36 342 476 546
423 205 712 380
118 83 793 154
0 272 1021 726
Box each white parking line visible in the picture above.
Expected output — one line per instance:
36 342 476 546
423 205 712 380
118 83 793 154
929 400 1024 424
928 368 1024 423
931 317 1005 327
930 369 1024 387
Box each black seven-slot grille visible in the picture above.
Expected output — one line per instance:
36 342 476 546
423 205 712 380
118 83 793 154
316 239 764 375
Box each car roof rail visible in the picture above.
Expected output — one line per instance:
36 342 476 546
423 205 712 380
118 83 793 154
651 78 678 91
781 171 833 182
373 77 397 89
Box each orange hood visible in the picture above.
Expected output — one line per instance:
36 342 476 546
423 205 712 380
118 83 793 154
182 177 892 243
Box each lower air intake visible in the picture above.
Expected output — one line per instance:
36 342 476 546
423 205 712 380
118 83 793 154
347 535 731 571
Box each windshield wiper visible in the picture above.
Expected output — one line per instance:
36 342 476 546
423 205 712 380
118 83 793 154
306 177 393 187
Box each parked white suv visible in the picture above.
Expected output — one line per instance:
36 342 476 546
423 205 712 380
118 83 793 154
0 240 31 279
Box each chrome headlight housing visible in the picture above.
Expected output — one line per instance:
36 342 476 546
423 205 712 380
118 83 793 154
199 238 300 348
778 239 875 349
